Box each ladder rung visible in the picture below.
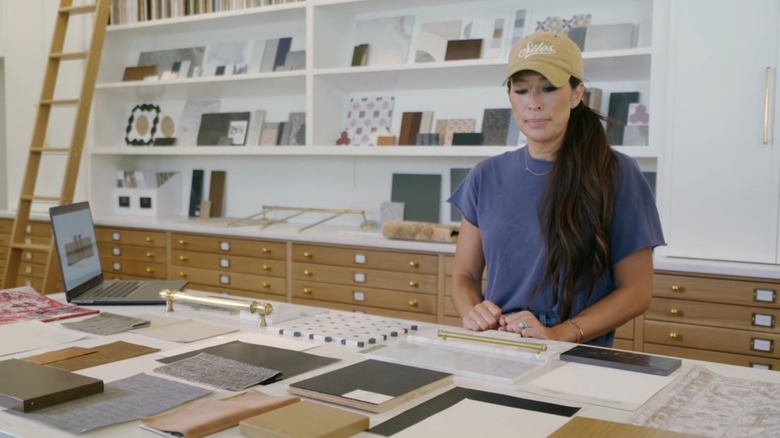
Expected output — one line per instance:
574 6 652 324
60 5 97 15
40 99 80 106
21 195 61 202
51 51 89 61
10 243 52 253
31 147 71 153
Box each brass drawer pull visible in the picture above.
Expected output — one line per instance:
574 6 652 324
145 251 154 258
304 269 313 276
408 300 418 307
262 247 271 254
178 271 187 278
145 236 154 243
145 267 154 274
178 239 187 245
179 255 188 261
262 264 271 271
409 280 419 288
669 308 683 316
261 281 271 288
303 251 313 258
409 261 419 268
671 284 683 292
669 332 681 340
303 287 312 295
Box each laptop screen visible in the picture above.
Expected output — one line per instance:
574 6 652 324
49 202 103 292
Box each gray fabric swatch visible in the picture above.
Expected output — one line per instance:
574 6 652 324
155 353 281 391
6 373 211 434
61 312 150 336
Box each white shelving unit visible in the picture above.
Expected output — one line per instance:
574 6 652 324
88 0 662 224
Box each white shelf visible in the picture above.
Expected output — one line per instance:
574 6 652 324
96 72 306 100
106 2 307 37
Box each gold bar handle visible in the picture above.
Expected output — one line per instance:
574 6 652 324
160 289 273 326
765 66 772 145
437 329 547 353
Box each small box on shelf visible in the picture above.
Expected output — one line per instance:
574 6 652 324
115 171 182 217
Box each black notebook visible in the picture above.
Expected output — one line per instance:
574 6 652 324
559 345 682 376
287 359 453 413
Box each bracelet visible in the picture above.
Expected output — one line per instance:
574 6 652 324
567 319 584 343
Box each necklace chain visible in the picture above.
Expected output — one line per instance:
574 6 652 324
524 149 552 176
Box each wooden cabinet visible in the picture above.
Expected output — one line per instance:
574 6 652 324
170 232 286 301
95 227 168 280
646 272 780 370
664 0 780 263
0 218 11 281
290 243 438 322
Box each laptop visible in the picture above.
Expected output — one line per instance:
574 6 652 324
49 201 188 305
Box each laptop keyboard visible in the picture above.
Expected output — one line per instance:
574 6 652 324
91 281 146 298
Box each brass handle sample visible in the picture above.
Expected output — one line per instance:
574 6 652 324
438 329 547 353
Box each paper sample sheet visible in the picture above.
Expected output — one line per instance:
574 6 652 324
525 362 678 410
0 320 85 357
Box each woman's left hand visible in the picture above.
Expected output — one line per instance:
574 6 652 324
499 310 550 339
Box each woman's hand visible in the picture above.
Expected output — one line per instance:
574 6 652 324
499 310 551 339
462 300 503 331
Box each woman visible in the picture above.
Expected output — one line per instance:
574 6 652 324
448 31 664 346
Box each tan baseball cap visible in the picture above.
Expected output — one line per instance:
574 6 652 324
503 31 584 87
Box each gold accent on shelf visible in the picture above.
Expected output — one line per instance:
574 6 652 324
227 205 375 232
437 329 547 353
160 289 273 327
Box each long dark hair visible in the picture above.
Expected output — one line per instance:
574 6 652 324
540 77 618 319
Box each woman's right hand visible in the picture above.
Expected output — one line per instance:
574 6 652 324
462 300 503 331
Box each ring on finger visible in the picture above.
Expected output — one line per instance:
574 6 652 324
518 320 528 330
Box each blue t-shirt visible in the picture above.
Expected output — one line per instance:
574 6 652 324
448 147 665 346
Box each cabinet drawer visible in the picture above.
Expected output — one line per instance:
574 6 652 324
100 258 167 278
292 244 438 275
291 280 436 315
172 233 285 260
292 297 437 323
174 266 285 296
292 262 436 294
612 339 635 351
444 295 458 318
444 256 454 276
98 244 164 263
644 344 780 371
0 219 12 233
645 320 780 358
96 227 166 248
655 273 780 308
171 251 286 277
615 320 634 339
18 263 46 278
187 283 282 303
26 221 52 237
648 297 779 333
19 250 47 264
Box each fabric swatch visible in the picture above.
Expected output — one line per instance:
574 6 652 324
155 353 282 391
61 312 150 336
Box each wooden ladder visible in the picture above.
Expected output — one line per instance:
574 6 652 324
2 0 110 293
